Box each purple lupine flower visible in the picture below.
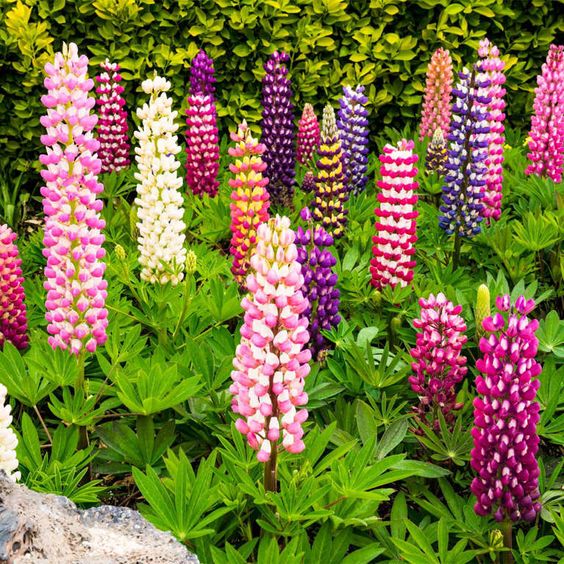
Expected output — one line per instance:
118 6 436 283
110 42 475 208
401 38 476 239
409 293 467 431
337 85 369 194
301 170 315 193
261 51 296 207
439 64 491 238
471 295 542 523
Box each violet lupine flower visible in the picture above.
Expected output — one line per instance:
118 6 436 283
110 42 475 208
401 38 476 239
185 50 220 197
425 128 448 176
301 171 315 193
0 225 28 350
478 39 506 221
471 295 542 523
409 293 467 431
419 48 453 141
296 103 320 165
230 215 311 462
337 85 369 194
40 42 108 355
439 65 491 238
525 44 564 183
95 60 130 173
370 139 419 290
261 51 296 208
295 208 340 359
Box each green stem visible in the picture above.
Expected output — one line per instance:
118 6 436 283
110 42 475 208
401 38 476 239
75 352 89 450
502 520 513 564
172 274 193 339
264 443 278 492
452 235 462 270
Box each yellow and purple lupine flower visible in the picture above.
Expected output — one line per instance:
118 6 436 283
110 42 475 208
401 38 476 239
261 51 296 207
0 225 28 350
0 383 19 482
230 215 311 462
185 50 220 197
370 139 419 290
425 128 448 176
337 85 369 194
228 121 271 284
296 103 320 165
40 42 108 355
525 44 564 183
95 60 130 173
409 293 467 431
419 48 453 141
471 295 542 523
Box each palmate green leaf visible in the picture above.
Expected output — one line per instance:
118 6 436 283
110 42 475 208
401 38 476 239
513 211 560 252
537 310 564 358
375 418 408 460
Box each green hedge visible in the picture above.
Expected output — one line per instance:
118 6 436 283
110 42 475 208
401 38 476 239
1 0 562 172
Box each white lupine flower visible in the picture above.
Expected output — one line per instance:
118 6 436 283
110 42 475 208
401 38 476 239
134 74 186 285
0 384 20 481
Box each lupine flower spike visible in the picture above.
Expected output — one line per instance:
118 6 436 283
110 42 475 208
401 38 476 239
134 74 186 285
525 44 564 183
425 128 448 176
95 60 130 173
261 51 296 207
478 39 506 221
337 85 369 194
0 384 19 481
471 295 542 523
409 293 467 431
475 283 491 341
229 121 270 284
0 225 28 350
301 171 315 193
230 216 311 464
40 42 108 355
312 105 348 239
419 48 454 141
185 50 220 197
296 103 320 165
370 139 419 290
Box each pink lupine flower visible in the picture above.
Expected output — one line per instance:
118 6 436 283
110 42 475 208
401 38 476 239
525 44 564 183
0 225 28 350
296 103 320 165
40 43 108 355
409 293 467 431
230 215 311 462
419 48 453 141
471 295 542 522
370 139 419 290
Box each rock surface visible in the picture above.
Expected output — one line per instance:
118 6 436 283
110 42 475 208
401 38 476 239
0 472 199 564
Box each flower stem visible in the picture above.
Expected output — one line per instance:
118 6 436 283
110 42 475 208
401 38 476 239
502 520 513 564
264 443 278 492
452 235 462 270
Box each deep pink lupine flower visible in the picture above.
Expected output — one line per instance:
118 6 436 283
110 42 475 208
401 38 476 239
370 139 419 290
471 295 542 523
230 215 311 462
0 225 28 350
40 42 108 355
95 60 130 173
409 293 467 431
296 104 320 165
525 44 564 183
419 48 453 141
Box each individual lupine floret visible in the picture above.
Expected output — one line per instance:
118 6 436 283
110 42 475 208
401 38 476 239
134 74 186 285
525 44 564 183
296 104 320 165
230 215 311 463
40 42 108 355
312 105 348 239
478 39 506 221
409 293 467 431
337 85 369 194
261 51 296 207
425 128 448 176
185 50 220 197
439 65 491 239
0 225 28 350
419 48 454 141
370 139 419 290
95 60 130 173
229 121 270 284
0 384 19 481
471 295 542 522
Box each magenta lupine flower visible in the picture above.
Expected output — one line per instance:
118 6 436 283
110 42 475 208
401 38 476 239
95 60 130 173
0 225 28 350
370 139 419 290
230 215 311 462
40 43 108 355
185 50 220 197
409 293 467 431
525 44 564 183
478 40 506 221
296 103 320 165
471 295 542 523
